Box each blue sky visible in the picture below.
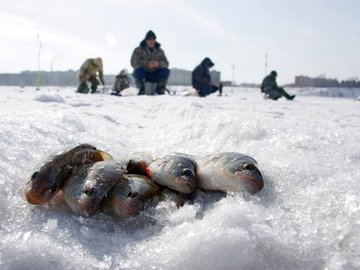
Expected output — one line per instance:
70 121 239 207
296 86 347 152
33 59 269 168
1 0 359 84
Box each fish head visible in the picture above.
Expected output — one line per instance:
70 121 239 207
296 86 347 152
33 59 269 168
75 183 108 217
173 165 197 193
64 179 108 217
64 161 126 217
228 162 264 194
25 164 63 205
107 175 152 218
109 189 142 218
147 156 197 193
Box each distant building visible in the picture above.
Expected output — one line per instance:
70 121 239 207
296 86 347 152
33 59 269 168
168 68 221 85
0 68 221 87
0 70 78 86
294 75 360 88
221 81 233 86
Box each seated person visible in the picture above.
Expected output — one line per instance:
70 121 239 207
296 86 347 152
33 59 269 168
261 70 295 100
111 69 130 96
77 57 105 94
130 30 170 95
192 57 222 97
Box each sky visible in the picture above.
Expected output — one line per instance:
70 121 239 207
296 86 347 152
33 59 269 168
1 0 359 84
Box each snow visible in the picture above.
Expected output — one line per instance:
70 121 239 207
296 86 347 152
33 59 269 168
293 87 360 99
0 86 359 270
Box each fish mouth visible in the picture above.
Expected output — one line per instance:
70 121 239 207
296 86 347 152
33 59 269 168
174 178 196 194
234 172 264 194
25 188 53 205
110 197 141 218
70 196 103 217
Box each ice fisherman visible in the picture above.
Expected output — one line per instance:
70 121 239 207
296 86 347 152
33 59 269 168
192 57 223 97
260 70 295 100
130 30 170 95
77 58 105 94
111 69 130 96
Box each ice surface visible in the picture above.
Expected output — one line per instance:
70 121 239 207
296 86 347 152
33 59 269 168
0 86 359 269
294 87 360 99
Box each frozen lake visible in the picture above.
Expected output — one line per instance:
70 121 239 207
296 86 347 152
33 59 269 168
0 86 359 269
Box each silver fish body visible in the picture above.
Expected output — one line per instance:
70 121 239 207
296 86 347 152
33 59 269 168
196 153 263 194
148 154 197 193
62 160 126 217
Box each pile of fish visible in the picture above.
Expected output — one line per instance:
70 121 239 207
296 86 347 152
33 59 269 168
25 144 264 218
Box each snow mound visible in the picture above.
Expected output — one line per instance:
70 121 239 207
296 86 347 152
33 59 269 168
34 94 66 103
296 87 360 99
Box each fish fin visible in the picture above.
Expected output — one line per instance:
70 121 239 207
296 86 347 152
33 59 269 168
48 190 66 207
145 167 153 177
98 150 113 161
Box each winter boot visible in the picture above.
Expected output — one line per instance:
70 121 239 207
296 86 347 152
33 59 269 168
77 81 90 93
91 82 99 93
156 79 167 95
218 82 223 96
135 79 145 95
288 95 296 100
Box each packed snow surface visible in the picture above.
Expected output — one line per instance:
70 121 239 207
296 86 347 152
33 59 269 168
0 86 359 270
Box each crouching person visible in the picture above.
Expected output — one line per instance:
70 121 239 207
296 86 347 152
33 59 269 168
130 30 170 95
111 69 130 96
260 70 295 100
77 57 105 94
192 57 222 97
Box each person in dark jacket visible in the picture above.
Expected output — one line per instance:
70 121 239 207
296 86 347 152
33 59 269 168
130 30 170 95
192 57 222 97
260 70 295 100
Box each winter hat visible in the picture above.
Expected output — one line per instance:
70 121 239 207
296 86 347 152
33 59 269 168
145 30 156 40
93 58 103 67
202 57 215 67
270 70 277 77
119 69 128 76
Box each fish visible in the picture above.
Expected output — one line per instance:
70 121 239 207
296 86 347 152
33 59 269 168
62 160 126 217
147 154 197 193
105 174 160 218
196 152 264 194
25 143 112 205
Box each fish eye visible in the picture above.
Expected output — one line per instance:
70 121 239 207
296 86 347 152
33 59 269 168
50 185 58 194
181 168 194 177
31 171 40 180
242 163 256 170
128 191 139 198
84 187 95 196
